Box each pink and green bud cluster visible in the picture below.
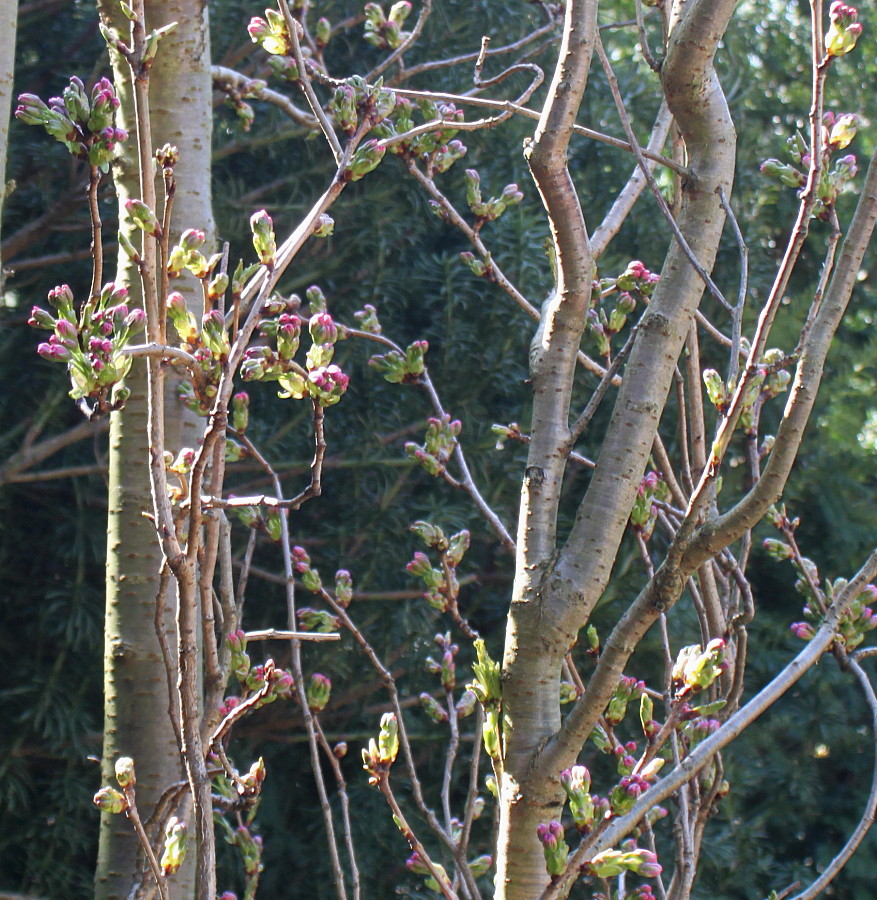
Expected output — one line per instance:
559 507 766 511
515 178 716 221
455 689 477 718
250 209 277 266
369 339 428 383
825 1 862 57
297 607 340 632
629 470 670 538
160 817 188 876
232 825 263 877
406 551 447 609
248 9 291 55
588 847 662 879
306 673 332 711
536 821 569 877
345 139 387 182
362 712 399 784
374 96 465 160
363 1 412 50
404 413 461 476
231 391 250 433
460 250 493 279
226 629 251 683
407 521 469 609
267 54 300 82
824 111 860 150
609 772 652 815
672 639 726 697
334 569 353 607
605 674 647 726
16 76 127 171
167 228 218 280
245 662 294 706
464 168 524 223
353 303 382 334
406 853 451 895
680 716 721 749
30 282 145 407
125 199 161 237
615 260 660 297
330 75 396 135
560 766 597 832
242 293 351 407
432 140 468 174
790 578 877 649
420 691 449 723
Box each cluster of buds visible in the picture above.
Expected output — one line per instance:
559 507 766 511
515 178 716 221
560 766 607 833
404 413 461 477
306 673 332 712
421 632 474 724
467 638 503 760
671 639 726 698
245 661 295 706
587 844 662 880
536 821 570 877
29 283 144 410
221 641 295 714
297 607 341 632
362 712 399 784
825 1 862 57
629 470 670 539
459 250 494 280
363 1 413 49
588 261 658 357
791 577 877 649
407 520 469 610
405 852 453 895
344 139 388 182
761 111 861 219
232 504 283 542
369 338 428 384
614 260 660 297
292 545 323 593
464 169 524 227
703 347 791 432
353 303 381 334
604 675 647 727
248 8 292 55
587 292 637 358
330 75 396 135
93 757 137 815
374 96 466 166
167 228 220 281
609 764 663 816
16 76 127 171
679 715 721 751
241 288 350 407
160 817 189 877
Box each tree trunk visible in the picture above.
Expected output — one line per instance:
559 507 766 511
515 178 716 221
94 2 214 899
0 0 18 289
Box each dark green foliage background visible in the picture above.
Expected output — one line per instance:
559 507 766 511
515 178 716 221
2 1 877 897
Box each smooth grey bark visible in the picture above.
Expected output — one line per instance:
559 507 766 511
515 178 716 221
0 0 18 289
95 2 214 899
495 1 738 896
